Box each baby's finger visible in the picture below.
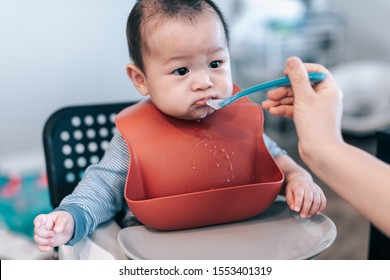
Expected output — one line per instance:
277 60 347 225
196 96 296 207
307 192 321 217
285 187 295 211
33 214 46 228
53 215 71 233
293 188 304 213
317 193 327 214
34 225 54 238
36 244 53 253
300 192 314 218
35 214 55 231
34 234 53 247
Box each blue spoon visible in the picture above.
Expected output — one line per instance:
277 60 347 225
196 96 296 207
206 72 326 110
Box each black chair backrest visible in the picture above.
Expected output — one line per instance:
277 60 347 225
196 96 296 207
43 101 138 209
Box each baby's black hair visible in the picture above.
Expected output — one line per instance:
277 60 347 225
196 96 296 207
126 0 230 72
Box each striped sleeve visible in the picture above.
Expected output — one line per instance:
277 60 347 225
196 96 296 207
263 133 287 158
56 132 130 244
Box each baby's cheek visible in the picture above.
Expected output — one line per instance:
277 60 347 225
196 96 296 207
226 82 234 97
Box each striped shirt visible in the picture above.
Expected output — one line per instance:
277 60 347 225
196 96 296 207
56 131 286 245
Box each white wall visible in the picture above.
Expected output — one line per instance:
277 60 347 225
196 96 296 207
0 0 138 163
327 0 390 63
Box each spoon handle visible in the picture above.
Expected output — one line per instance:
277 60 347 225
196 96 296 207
220 72 326 107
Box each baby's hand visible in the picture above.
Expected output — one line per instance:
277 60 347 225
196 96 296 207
285 175 326 218
33 211 75 252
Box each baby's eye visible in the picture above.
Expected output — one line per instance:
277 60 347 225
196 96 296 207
209 60 222 69
172 67 189 76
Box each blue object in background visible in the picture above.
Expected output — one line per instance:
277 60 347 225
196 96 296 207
0 171 52 239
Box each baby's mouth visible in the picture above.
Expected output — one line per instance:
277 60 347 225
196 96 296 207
194 97 212 107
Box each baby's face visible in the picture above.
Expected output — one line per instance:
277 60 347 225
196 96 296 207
141 12 233 120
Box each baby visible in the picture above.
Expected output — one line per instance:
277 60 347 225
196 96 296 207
34 0 326 252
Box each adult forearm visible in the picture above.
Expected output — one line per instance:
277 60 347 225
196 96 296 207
302 142 390 237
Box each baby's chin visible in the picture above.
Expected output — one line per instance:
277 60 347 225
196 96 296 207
179 106 215 121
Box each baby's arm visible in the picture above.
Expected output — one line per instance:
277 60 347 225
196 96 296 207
33 211 75 252
275 154 326 218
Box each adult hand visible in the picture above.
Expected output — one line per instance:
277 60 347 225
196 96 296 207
262 57 344 161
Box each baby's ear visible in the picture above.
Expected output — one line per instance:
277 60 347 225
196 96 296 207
126 64 149 96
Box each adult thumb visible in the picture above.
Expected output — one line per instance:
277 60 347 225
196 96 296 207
285 57 314 98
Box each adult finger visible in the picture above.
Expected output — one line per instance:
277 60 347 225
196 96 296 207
268 105 294 118
285 57 314 99
267 86 292 101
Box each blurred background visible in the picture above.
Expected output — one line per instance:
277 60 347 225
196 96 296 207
1 0 389 259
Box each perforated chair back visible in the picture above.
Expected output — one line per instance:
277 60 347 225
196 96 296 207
43 101 138 209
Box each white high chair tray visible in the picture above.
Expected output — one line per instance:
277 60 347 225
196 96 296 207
118 196 336 259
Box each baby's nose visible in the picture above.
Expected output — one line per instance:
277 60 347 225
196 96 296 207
191 72 213 91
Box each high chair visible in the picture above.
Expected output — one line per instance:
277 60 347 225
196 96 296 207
43 100 337 260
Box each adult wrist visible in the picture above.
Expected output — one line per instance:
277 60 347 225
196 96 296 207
298 137 344 171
